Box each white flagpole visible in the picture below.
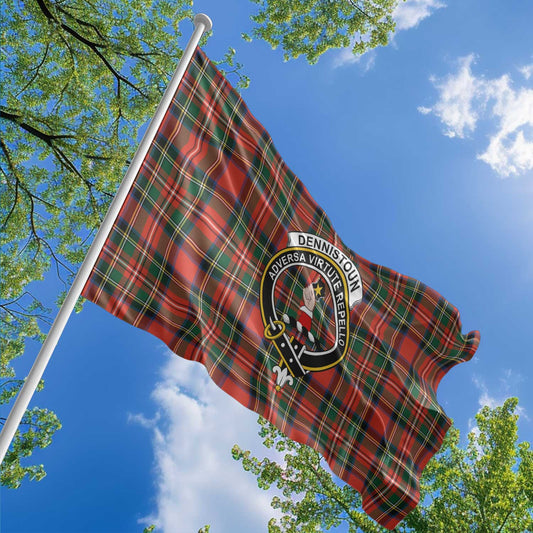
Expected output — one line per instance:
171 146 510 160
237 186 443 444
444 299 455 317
0 13 213 464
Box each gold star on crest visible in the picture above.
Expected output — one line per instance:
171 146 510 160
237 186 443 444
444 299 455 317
312 279 325 299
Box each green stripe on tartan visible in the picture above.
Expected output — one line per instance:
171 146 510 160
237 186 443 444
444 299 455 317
81 46 479 530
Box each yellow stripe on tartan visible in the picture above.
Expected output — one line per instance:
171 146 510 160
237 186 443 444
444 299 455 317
82 46 479 529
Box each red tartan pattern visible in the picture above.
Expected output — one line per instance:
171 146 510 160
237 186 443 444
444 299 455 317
82 47 480 529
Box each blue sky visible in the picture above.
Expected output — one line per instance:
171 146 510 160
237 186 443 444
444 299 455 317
2 1 532 531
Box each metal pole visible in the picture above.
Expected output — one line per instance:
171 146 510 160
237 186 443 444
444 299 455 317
0 13 213 464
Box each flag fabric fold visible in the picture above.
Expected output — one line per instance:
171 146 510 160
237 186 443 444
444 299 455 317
82 47 479 529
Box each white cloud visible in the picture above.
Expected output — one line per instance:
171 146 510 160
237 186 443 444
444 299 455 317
498 368 526 397
467 372 529 452
333 47 377 70
393 0 446 31
472 372 529 421
420 56 533 177
127 411 160 429
333 0 445 68
520 63 533 80
423 54 482 139
132 353 282 533
472 375 500 410
477 75 533 176
417 105 432 115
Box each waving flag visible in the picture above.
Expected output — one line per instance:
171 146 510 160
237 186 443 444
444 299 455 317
82 47 479 529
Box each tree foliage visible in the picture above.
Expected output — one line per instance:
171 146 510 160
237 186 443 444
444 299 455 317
243 0 399 64
0 0 247 487
233 398 532 532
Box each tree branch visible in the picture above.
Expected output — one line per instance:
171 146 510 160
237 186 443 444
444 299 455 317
54 3 107 42
0 138 66 213
15 43 51 97
496 506 515 533
0 417 49 430
0 379 23 390
34 0 148 98
1 108 76 143
0 166 20 231
1 109 112 208
347 0 372 21
306 459 362 525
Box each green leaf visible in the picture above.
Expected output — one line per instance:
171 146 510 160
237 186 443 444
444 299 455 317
234 400 533 532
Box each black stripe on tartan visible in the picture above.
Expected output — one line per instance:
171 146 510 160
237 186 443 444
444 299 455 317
81 46 480 529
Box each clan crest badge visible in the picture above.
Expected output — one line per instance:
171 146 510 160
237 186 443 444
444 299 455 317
260 232 363 390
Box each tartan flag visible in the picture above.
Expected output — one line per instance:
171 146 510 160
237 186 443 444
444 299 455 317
82 47 479 529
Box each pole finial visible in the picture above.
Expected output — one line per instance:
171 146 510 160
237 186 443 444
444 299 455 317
194 13 213 33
